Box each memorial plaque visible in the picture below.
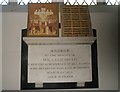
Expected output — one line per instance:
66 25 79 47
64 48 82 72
28 45 92 85
21 3 98 89
27 3 59 37
61 5 92 37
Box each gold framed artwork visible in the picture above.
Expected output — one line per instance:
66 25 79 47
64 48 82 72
27 3 59 37
61 5 93 37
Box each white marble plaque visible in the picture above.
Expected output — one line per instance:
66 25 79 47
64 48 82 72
28 45 92 83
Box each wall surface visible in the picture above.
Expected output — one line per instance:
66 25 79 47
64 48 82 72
2 6 118 90
0 5 2 92
89 6 118 90
2 12 27 90
118 5 120 90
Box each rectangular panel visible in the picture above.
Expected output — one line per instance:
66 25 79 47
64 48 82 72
27 3 59 37
28 45 92 84
61 5 92 37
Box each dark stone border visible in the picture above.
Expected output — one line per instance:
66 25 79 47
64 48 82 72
21 29 98 89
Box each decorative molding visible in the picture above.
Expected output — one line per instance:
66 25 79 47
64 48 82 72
23 37 97 45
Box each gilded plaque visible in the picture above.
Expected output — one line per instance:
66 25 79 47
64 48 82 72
61 5 92 37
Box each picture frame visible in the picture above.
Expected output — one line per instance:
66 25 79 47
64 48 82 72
61 5 93 37
27 3 59 37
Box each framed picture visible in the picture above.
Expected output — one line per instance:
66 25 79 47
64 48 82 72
61 5 93 37
27 3 59 37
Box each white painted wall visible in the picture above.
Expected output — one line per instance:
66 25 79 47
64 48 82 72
0 5 2 92
91 11 118 90
2 12 27 90
2 6 118 90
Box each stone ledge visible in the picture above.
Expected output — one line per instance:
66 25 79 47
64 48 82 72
23 37 96 45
